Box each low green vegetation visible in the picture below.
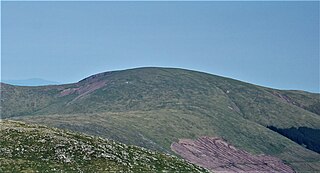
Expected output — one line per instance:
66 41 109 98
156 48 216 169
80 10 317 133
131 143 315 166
0 120 208 173
2 67 320 172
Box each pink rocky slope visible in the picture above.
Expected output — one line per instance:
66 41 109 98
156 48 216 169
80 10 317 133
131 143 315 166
171 136 295 173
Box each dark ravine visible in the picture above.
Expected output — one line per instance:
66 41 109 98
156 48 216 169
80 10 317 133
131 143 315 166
268 126 320 154
171 137 295 173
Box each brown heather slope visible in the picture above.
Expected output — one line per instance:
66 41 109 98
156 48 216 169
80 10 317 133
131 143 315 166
171 136 295 173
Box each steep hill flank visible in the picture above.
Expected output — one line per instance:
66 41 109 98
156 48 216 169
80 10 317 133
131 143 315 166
2 68 319 128
2 67 320 172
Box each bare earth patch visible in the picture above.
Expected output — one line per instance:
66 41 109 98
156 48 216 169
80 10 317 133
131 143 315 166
58 71 113 98
171 136 295 173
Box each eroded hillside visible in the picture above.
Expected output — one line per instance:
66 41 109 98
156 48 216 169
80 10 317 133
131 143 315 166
171 136 295 173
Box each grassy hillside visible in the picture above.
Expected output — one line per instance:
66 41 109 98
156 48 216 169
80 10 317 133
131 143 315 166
1 67 320 172
0 120 208 173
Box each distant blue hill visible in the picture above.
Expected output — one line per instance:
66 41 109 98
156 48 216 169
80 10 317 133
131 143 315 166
2 78 60 86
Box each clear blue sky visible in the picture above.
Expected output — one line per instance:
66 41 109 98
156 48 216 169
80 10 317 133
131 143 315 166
1 1 319 92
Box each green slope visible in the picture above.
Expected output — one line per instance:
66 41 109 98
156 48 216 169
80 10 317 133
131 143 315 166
0 120 208 173
1 67 320 172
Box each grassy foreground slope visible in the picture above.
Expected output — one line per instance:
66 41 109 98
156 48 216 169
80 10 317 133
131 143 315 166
1 67 320 172
0 120 208 173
